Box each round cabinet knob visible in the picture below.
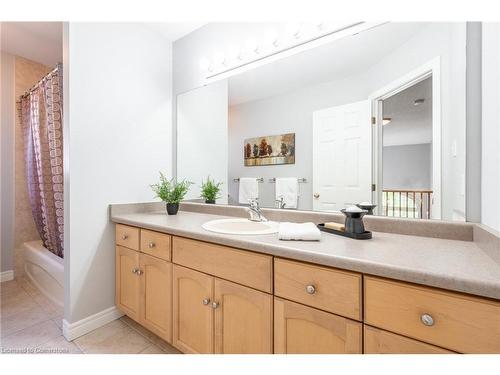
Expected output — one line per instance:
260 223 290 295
131 268 138 274
135 269 143 276
305 285 316 294
121 234 128 240
420 313 434 327
212 301 220 309
148 242 155 248
202 298 211 305
314 193 320 199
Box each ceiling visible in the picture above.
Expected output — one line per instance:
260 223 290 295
146 23 205 42
1 22 63 66
383 77 432 147
0 22 204 67
228 22 428 106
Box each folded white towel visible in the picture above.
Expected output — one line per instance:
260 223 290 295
278 222 321 241
275 177 299 209
238 177 259 204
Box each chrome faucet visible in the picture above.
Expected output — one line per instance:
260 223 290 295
247 198 268 222
275 196 286 209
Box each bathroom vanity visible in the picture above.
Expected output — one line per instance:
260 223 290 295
111 203 500 354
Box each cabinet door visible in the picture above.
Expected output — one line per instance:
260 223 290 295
214 279 273 354
139 253 172 343
274 298 362 354
116 246 140 320
173 265 214 353
364 326 453 354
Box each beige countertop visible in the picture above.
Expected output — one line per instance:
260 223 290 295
111 209 500 300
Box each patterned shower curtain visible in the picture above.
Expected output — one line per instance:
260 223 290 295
20 64 64 258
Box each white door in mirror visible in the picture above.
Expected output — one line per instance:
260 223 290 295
202 218 279 235
312 100 372 212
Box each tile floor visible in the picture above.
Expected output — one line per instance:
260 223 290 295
0 277 180 354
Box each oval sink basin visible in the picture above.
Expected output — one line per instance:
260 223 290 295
202 218 279 235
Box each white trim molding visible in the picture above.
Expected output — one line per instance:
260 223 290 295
62 306 124 341
0 270 14 282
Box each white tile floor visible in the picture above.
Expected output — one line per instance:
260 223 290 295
0 277 180 354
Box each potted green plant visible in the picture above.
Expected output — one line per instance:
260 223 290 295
200 176 222 204
151 172 192 215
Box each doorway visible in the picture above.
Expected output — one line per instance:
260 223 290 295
370 58 441 219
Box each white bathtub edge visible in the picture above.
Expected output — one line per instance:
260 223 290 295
0 270 14 282
62 306 124 341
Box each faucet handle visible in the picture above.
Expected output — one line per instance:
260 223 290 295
248 198 259 208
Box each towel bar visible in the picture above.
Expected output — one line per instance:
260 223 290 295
269 178 307 183
233 178 264 183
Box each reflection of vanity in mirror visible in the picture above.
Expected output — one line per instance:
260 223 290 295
177 22 466 222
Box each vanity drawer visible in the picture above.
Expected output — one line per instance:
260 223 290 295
364 325 453 354
274 258 362 320
364 276 500 353
140 229 171 261
172 237 272 293
115 224 140 250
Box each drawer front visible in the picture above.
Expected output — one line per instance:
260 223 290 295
140 229 171 261
115 224 140 250
274 258 361 320
364 325 453 354
172 237 272 293
364 276 500 353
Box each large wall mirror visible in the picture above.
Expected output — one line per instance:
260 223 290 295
177 22 467 221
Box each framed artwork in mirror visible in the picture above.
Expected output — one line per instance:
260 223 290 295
244 133 295 166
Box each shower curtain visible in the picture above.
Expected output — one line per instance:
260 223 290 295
20 64 64 258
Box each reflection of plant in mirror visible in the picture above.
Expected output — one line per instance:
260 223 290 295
200 176 222 203
151 172 192 203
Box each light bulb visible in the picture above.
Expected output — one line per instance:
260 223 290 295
286 22 302 40
265 30 279 48
199 57 211 72
246 37 260 55
213 51 226 67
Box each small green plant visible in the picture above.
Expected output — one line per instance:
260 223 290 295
200 176 222 202
151 172 192 204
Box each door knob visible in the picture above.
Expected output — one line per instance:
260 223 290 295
148 242 155 248
314 193 320 199
131 268 138 274
202 298 211 305
121 234 128 240
212 301 220 309
136 269 143 276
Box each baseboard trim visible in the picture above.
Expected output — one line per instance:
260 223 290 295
62 306 124 341
0 270 14 282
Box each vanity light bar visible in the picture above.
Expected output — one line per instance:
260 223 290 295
269 178 307 183
204 22 387 82
233 178 264 182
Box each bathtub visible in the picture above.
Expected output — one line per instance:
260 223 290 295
23 240 64 308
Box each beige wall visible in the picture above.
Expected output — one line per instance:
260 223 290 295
13 56 52 275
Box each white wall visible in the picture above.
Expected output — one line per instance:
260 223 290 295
65 23 173 325
383 144 432 190
481 23 500 231
177 80 228 203
0 51 15 274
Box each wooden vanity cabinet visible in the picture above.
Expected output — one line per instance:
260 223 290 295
116 245 141 320
214 278 273 354
115 224 500 354
172 264 273 354
274 298 362 354
115 226 173 343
